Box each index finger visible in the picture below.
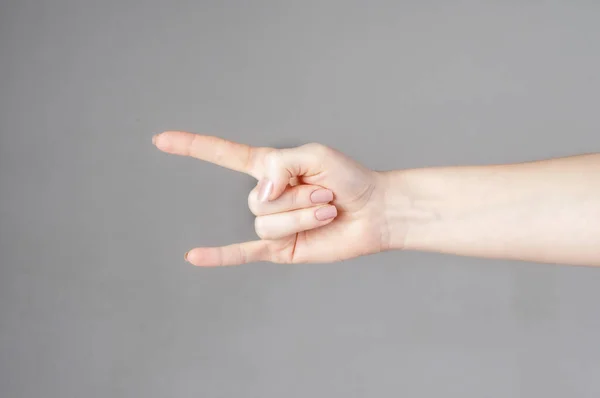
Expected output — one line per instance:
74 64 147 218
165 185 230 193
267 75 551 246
153 131 260 176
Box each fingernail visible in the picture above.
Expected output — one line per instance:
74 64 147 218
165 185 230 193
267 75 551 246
315 205 337 221
152 133 159 145
310 189 333 204
257 179 273 203
184 251 189 262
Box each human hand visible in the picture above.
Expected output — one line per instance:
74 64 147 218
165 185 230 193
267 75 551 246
153 131 397 266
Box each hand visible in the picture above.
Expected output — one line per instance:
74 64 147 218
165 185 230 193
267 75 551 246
153 131 396 266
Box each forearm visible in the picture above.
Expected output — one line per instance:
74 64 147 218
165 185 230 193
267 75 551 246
381 154 600 266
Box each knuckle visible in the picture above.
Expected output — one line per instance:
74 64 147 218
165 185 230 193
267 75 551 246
247 191 260 215
298 209 312 227
304 142 330 156
254 217 269 239
264 149 281 169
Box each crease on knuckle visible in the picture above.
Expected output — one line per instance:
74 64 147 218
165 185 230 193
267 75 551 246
214 138 230 164
290 187 298 208
216 246 225 267
243 145 254 173
189 134 201 157
237 244 248 265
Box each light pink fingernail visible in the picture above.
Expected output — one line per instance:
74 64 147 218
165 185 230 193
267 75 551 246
310 189 333 204
258 179 273 203
315 205 337 221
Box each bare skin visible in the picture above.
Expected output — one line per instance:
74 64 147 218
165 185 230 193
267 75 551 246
153 131 600 267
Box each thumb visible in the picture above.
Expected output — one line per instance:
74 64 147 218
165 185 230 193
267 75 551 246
256 143 327 203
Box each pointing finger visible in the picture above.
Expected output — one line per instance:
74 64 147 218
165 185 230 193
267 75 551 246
153 131 263 177
185 240 272 267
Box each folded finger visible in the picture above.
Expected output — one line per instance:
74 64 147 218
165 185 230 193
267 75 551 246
254 205 338 240
248 184 333 216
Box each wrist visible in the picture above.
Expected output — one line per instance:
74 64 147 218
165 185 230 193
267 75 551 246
378 168 444 252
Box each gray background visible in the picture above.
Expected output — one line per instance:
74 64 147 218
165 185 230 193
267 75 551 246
1 1 600 397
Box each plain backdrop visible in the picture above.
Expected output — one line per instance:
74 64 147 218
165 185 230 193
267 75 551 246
1 1 600 397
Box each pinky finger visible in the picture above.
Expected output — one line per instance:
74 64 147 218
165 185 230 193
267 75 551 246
184 240 271 267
